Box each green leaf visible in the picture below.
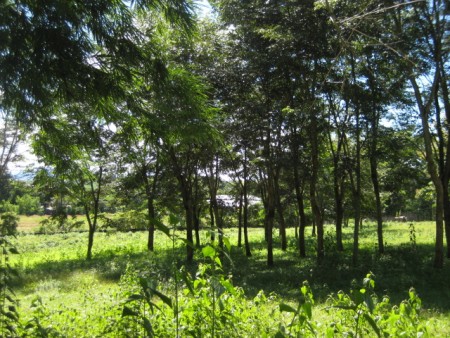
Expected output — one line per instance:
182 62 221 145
154 219 171 238
202 245 215 258
221 279 236 295
143 317 154 336
152 289 173 308
363 313 381 337
214 256 222 268
223 237 231 252
8 247 19 254
275 330 286 338
180 270 194 295
125 294 144 302
122 306 138 317
302 302 312 319
279 303 297 313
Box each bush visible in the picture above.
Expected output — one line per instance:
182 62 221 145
0 212 19 236
36 210 83 234
16 194 41 215
0 200 19 214
99 211 147 232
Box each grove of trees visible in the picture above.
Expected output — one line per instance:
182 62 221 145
0 0 449 267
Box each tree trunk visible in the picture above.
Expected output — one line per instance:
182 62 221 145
293 163 306 257
143 163 159 252
309 108 323 262
242 176 252 257
209 203 215 241
184 196 195 262
410 75 444 268
274 172 287 251
238 191 243 247
194 206 201 248
266 181 275 266
87 226 94 260
437 61 450 258
85 167 102 260
147 197 155 251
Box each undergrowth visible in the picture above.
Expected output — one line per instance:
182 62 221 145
6 221 450 336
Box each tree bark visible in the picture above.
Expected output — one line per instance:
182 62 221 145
274 170 287 251
309 108 323 262
410 74 444 268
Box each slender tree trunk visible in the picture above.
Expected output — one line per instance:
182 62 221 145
274 172 287 251
243 204 251 256
259 169 269 243
410 75 444 268
309 109 323 261
371 157 384 254
293 164 306 257
238 191 243 247
266 178 275 266
87 226 94 260
184 196 195 262
147 197 156 251
85 207 95 260
368 112 384 254
194 206 201 248
335 190 344 251
243 177 252 257
209 203 215 241
143 163 159 252
297 188 307 257
85 167 102 260
437 63 450 258
169 147 196 262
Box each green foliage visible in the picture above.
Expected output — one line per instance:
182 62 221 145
118 264 172 337
7 224 450 337
0 217 20 336
326 273 427 337
277 281 317 337
36 211 83 234
22 296 62 337
99 211 148 232
0 212 19 237
16 194 41 216
0 201 19 214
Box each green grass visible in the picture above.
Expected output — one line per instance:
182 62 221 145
7 221 450 336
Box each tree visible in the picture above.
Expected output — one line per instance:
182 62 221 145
33 110 113 260
154 67 220 262
113 116 162 251
0 109 22 200
387 0 447 268
0 0 195 127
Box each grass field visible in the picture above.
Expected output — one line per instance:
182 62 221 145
6 217 450 336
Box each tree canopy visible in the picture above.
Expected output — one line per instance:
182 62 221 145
1 0 449 268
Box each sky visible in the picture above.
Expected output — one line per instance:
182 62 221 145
197 0 213 17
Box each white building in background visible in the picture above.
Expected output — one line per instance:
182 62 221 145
215 195 262 208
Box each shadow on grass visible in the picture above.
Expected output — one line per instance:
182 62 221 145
14 231 450 313
226 239 450 312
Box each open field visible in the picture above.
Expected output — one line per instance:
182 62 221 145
7 219 450 336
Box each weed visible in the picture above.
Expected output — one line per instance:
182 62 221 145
0 213 20 336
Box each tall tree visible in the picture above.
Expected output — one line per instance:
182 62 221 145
33 110 113 260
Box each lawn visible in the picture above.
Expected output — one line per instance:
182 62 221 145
6 218 450 336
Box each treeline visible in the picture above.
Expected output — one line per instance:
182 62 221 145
0 0 449 267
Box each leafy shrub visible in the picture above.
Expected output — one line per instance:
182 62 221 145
0 201 18 214
0 212 19 236
325 273 427 337
36 210 83 234
16 194 41 215
99 211 147 232
0 215 20 336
